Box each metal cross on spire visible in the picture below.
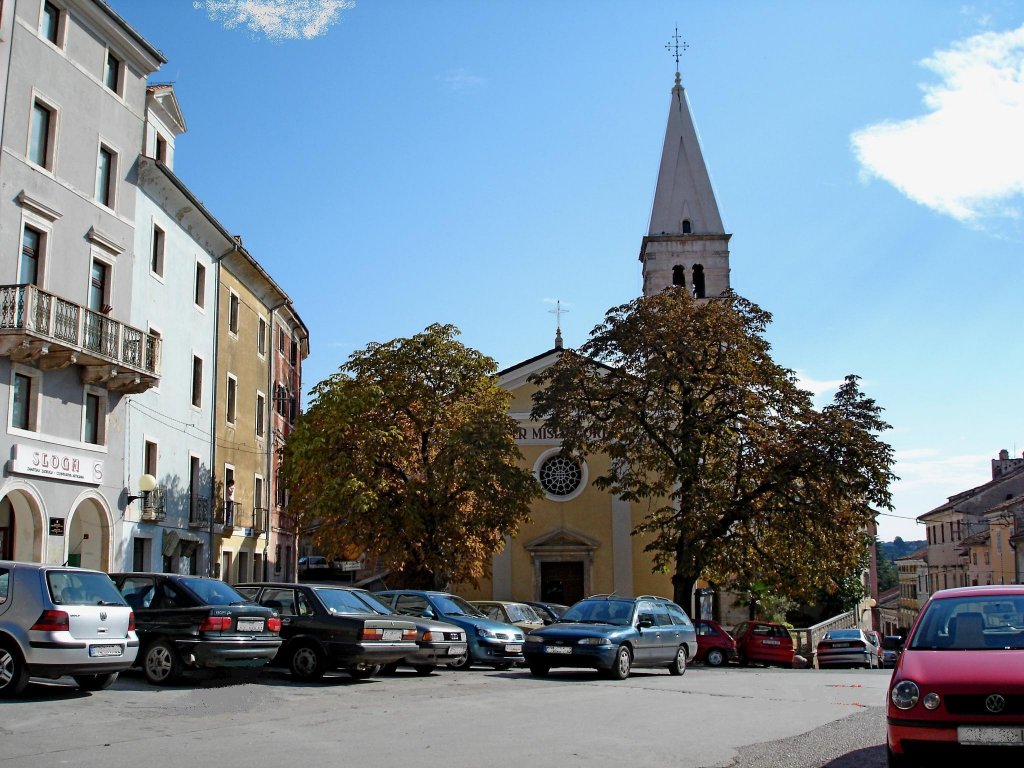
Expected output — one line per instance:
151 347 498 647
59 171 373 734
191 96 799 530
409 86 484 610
549 300 569 350
665 25 689 72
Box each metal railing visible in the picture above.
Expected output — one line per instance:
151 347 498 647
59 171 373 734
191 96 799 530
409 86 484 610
790 610 858 663
188 495 211 528
0 284 161 375
215 501 239 528
253 507 268 534
140 487 166 521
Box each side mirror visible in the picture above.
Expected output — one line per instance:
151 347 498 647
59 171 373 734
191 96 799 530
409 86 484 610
421 608 435 620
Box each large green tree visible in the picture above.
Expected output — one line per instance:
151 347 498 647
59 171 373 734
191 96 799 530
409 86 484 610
531 289 895 609
282 324 541 589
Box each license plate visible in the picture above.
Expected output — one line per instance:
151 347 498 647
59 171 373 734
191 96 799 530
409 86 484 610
89 644 123 657
763 639 780 646
958 727 1024 745
236 619 264 633
545 646 572 654
381 629 403 641
448 644 467 656
831 643 850 648
504 644 522 653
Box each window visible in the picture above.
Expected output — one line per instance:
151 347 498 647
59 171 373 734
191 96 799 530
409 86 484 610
228 293 239 335
194 263 206 308
104 50 121 94
257 318 267 355
255 392 266 437
29 100 55 169
290 335 298 366
672 265 685 288
11 373 36 431
41 2 62 45
692 264 706 299
279 328 286 353
144 439 158 478
88 260 108 312
20 225 42 286
155 134 168 163
150 225 165 276
254 476 264 510
96 145 116 207
83 390 104 445
191 355 203 408
226 374 237 425
132 539 150 572
682 219 692 234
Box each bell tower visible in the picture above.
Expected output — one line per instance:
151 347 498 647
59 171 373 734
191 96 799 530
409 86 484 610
640 29 731 298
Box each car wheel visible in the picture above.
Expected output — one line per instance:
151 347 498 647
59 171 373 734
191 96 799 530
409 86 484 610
0 642 30 698
529 664 550 677
705 648 726 667
447 653 470 670
73 673 119 691
668 646 687 676
380 662 400 675
605 645 632 680
290 642 326 681
412 664 436 676
143 640 181 686
347 663 380 680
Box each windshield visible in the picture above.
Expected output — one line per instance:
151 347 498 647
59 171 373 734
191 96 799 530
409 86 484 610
561 599 634 626
351 590 394 615
178 577 249 606
507 603 542 623
910 595 1024 650
435 595 484 617
48 571 126 606
314 588 377 615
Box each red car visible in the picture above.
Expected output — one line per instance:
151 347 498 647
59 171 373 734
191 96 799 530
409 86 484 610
693 619 737 667
732 620 795 667
887 585 1024 766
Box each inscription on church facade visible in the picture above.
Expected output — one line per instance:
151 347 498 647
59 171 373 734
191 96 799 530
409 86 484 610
514 423 606 443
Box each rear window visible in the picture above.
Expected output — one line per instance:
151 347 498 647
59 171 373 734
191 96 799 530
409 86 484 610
48 571 125 606
177 577 248 606
314 588 375 615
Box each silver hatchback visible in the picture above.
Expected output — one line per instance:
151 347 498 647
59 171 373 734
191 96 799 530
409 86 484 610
0 561 139 696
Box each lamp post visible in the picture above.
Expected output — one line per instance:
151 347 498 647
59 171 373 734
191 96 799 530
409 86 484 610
126 473 158 505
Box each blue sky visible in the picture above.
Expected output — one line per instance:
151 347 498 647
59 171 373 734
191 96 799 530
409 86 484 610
113 1 1024 542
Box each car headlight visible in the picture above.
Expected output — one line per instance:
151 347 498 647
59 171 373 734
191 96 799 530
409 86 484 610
476 627 496 639
923 692 941 710
891 680 920 710
577 637 613 646
524 635 543 643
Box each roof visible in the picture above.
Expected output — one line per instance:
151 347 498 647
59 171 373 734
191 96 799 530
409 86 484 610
918 463 1024 521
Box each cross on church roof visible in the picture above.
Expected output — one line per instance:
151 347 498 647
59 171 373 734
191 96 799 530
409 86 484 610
549 300 569 350
665 25 689 72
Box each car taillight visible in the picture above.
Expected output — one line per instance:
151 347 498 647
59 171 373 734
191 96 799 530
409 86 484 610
403 628 416 641
128 611 136 632
267 617 281 633
360 628 383 641
31 610 70 631
199 616 233 632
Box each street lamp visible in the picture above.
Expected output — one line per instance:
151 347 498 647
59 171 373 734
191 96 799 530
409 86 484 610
127 473 158 504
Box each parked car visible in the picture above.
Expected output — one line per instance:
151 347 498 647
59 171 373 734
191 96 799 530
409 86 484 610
881 634 904 668
887 585 1024 766
522 594 697 679
375 590 524 669
866 630 886 668
471 600 545 634
693 619 737 667
732 620 795 667
348 589 467 675
524 601 569 625
816 628 881 669
109 573 281 685
0 561 138 696
297 556 329 571
236 582 421 679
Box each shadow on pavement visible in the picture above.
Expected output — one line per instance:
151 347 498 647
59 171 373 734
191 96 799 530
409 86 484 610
825 745 886 767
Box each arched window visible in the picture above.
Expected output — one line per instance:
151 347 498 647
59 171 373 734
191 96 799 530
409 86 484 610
682 219 692 234
672 265 686 288
692 264 706 298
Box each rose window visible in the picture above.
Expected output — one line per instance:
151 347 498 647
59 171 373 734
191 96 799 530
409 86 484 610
539 455 583 497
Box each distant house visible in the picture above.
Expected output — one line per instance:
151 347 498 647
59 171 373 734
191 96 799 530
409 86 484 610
895 546 928 632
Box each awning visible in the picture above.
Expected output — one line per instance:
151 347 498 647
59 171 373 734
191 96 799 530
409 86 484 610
162 529 204 557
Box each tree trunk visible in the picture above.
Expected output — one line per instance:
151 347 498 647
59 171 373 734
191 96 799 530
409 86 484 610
672 572 698 617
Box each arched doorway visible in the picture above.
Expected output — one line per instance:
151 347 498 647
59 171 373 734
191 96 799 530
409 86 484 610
0 483 45 562
66 495 112 571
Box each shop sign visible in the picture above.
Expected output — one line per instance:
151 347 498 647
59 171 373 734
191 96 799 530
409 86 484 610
9 444 104 485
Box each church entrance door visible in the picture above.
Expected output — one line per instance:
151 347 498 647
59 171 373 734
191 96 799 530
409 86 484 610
541 560 584 605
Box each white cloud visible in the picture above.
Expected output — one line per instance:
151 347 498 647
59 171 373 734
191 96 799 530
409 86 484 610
892 449 994 496
194 0 354 41
436 69 486 91
795 371 845 399
851 24 1024 224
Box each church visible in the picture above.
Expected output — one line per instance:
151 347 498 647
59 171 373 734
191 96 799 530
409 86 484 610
458 66 736 620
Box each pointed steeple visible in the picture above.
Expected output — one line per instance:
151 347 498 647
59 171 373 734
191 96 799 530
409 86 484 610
639 49 731 299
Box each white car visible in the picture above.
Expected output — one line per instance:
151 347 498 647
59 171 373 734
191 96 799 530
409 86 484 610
0 561 139 696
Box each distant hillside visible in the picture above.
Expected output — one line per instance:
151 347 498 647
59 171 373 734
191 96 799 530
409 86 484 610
881 538 926 561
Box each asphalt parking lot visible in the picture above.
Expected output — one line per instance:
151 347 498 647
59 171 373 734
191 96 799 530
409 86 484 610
0 664 892 768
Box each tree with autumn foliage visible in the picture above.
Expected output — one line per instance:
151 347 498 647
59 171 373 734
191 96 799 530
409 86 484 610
282 324 541 590
530 289 895 610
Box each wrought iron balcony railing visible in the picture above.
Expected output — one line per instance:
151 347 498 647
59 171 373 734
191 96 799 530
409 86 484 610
140 487 166 522
253 507 268 535
188 495 211 528
0 284 160 392
215 501 239 529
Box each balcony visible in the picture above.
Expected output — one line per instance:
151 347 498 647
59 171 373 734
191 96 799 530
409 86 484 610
0 284 160 393
140 487 166 522
188 495 211 529
215 501 239 532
